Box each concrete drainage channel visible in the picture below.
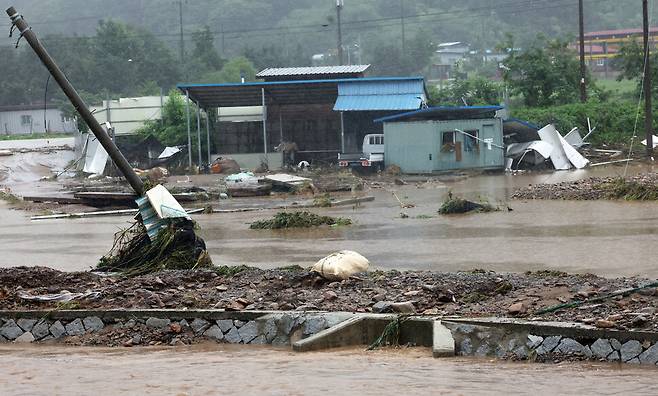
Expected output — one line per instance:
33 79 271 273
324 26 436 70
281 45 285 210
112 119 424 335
2 310 658 366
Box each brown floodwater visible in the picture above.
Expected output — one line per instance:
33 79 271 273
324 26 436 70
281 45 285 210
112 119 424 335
1 151 657 278
0 344 656 395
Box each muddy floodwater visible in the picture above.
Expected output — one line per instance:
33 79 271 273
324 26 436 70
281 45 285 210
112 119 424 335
0 344 656 395
2 160 657 277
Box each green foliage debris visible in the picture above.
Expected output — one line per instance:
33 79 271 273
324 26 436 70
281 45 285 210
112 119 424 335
438 195 497 215
250 211 352 229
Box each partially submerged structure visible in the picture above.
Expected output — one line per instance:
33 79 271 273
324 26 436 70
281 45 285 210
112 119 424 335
178 66 427 169
376 106 505 173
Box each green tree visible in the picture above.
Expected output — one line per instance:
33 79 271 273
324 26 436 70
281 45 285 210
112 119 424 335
137 89 195 146
429 77 503 106
502 36 588 107
199 56 257 83
190 26 225 78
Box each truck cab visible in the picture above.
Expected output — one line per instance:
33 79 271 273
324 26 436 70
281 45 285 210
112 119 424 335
338 133 385 171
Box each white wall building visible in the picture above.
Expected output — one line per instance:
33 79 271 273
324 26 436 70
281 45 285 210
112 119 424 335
91 96 165 136
0 104 77 135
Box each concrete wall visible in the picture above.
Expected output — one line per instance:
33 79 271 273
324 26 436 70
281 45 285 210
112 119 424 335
0 108 76 135
384 118 504 173
211 152 283 171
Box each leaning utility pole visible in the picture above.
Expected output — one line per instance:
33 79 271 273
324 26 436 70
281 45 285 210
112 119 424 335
643 0 654 156
336 0 344 65
6 7 145 195
578 0 587 102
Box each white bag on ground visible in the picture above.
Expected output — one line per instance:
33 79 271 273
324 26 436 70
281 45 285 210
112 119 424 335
312 250 369 281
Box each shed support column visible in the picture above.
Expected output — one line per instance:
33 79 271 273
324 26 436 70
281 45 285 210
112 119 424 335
340 111 345 153
262 88 268 165
206 109 211 167
196 104 202 167
185 90 192 169
279 110 283 143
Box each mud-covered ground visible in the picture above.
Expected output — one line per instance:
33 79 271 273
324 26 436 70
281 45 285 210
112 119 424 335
512 173 658 200
2 267 657 332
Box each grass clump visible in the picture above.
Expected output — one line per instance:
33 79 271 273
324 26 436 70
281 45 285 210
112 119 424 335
599 178 658 200
213 265 250 277
97 220 212 277
439 195 496 215
0 189 21 205
250 211 352 229
313 193 333 207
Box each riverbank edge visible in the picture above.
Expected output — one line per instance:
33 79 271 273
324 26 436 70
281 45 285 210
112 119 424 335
2 309 657 366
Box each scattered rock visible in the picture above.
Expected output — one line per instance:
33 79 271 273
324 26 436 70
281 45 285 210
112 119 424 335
508 302 527 315
372 301 393 313
555 338 587 355
170 323 182 334
65 319 85 336
631 315 648 327
595 319 615 328
322 291 338 301
145 317 171 330
390 301 416 313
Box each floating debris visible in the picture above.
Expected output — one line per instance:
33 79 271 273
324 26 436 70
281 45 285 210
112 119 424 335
439 194 496 215
250 211 352 229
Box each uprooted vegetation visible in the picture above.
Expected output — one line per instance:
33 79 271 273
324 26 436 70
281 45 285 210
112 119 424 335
250 211 352 229
438 194 497 215
97 220 212 277
0 189 21 205
512 174 658 201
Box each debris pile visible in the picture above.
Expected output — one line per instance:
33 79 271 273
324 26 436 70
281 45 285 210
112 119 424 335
2 267 658 332
512 174 658 200
250 211 352 229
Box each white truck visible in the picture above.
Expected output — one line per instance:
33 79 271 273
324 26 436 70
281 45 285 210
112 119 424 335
338 133 385 172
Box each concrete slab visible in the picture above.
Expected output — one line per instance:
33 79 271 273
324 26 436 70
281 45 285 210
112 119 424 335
433 321 455 358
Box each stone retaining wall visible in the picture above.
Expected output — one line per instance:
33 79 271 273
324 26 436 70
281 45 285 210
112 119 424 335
444 321 658 365
0 311 354 347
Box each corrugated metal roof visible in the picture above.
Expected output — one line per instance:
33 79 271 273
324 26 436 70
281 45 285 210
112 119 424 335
333 79 426 111
374 106 503 123
585 27 658 38
334 95 423 111
256 65 370 78
177 77 425 109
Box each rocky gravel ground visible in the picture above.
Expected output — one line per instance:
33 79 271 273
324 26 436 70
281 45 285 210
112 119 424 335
2 266 658 332
512 173 658 200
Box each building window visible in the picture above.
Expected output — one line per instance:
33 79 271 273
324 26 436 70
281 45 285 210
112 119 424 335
441 131 455 152
21 115 32 126
369 135 383 145
464 130 479 152
597 58 605 66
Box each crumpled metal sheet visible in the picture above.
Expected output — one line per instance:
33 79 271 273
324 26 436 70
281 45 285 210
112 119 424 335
18 291 101 302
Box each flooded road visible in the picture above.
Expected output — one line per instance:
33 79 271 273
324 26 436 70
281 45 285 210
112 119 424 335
1 344 656 395
1 154 657 277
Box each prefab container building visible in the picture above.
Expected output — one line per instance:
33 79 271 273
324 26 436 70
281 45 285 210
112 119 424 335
376 106 505 174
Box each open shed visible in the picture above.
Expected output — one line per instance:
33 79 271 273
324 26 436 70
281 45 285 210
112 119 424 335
177 76 427 169
376 106 505 174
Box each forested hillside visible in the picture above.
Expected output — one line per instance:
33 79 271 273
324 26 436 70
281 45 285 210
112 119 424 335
0 0 651 106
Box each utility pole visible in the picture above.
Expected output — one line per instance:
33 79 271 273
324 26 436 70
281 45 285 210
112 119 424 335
336 0 344 65
643 0 654 156
578 0 587 102
400 0 406 57
178 0 186 78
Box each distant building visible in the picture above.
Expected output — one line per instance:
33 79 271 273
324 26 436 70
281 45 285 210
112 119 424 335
90 96 165 136
579 27 658 78
431 42 471 80
0 103 76 136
